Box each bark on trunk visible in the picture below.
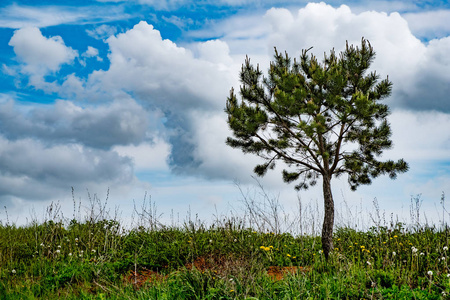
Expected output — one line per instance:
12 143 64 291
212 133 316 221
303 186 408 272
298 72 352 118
321 175 334 260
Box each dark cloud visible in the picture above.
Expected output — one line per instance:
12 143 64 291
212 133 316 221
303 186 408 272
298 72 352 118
0 136 136 204
0 98 149 149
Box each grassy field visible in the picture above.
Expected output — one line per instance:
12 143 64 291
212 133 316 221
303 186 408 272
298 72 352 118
1 192 450 299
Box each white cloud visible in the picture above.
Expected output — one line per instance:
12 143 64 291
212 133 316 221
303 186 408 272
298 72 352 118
9 27 78 72
8 27 78 91
403 10 450 39
0 4 129 29
86 24 118 40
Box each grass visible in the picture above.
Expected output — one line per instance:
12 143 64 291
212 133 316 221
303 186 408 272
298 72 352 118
1 190 450 299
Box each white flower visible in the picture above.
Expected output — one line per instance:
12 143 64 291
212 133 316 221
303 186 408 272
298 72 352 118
57 245 61 249
444 246 448 251
56 249 61 254
40 243 44 247
392 252 396 256
447 274 450 278
442 257 446 261
420 252 425 256
234 239 237 242
69 253 72 256
427 271 433 276
92 249 96 253
411 247 418 253
75 238 79 242
11 269 16 274
319 250 323 254
366 261 371 266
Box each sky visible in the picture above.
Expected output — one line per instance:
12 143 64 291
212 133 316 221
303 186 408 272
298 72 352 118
0 0 450 230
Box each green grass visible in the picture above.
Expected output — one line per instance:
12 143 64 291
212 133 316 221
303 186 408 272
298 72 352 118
1 197 450 299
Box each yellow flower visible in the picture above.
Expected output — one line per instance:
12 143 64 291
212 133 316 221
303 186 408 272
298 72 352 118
361 246 365 249
394 235 398 238
287 254 291 257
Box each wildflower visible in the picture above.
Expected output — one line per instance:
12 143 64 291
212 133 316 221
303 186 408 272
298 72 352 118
92 249 96 253
366 261 371 266
56 249 61 254
319 250 323 254
75 238 79 242
394 235 398 238
360 246 365 249
11 269 16 274
411 247 418 253
229 278 234 282
209 240 213 243
69 253 72 256
444 246 449 251
234 239 237 242
420 252 425 256
447 274 450 278
287 254 291 257
392 252 396 256
442 257 446 261
58 245 61 249
40 243 44 247
427 271 433 276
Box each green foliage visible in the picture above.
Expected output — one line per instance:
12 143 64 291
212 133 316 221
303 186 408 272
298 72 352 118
2 215 450 299
225 38 408 190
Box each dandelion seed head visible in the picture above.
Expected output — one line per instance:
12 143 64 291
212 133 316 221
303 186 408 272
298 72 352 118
428 271 433 276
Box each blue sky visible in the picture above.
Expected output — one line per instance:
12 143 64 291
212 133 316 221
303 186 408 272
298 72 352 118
1 0 450 229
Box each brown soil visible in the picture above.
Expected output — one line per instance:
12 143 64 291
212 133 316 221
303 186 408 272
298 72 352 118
266 266 310 281
123 255 310 287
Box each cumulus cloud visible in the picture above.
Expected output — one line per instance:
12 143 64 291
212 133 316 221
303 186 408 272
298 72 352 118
86 21 236 170
0 98 149 149
261 3 450 112
8 27 78 91
403 10 450 40
0 136 136 204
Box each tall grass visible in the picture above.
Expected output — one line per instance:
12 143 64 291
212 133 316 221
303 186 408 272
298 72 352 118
1 187 450 299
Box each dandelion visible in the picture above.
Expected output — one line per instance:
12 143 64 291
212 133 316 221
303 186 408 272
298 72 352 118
420 252 425 256
447 274 450 278
427 271 433 276
319 250 323 254
442 257 446 261
92 249 96 253
392 252 396 256
394 235 398 238
69 253 72 256
11 269 16 274
75 238 79 242
40 243 44 247
57 245 61 249
411 247 418 253
234 239 237 242
209 239 213 243
56 249 61 254
287 254 291 257
444 246 449 251
366 261 371 266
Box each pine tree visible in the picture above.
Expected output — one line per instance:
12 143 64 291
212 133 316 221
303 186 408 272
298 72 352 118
225 38 409 259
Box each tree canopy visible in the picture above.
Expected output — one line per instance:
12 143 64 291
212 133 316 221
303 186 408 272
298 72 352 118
225 38 408 258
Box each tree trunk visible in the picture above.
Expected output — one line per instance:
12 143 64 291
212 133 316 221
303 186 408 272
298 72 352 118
321 175 334 260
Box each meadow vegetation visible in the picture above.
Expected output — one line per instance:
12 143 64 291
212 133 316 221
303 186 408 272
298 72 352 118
1 188 449 299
